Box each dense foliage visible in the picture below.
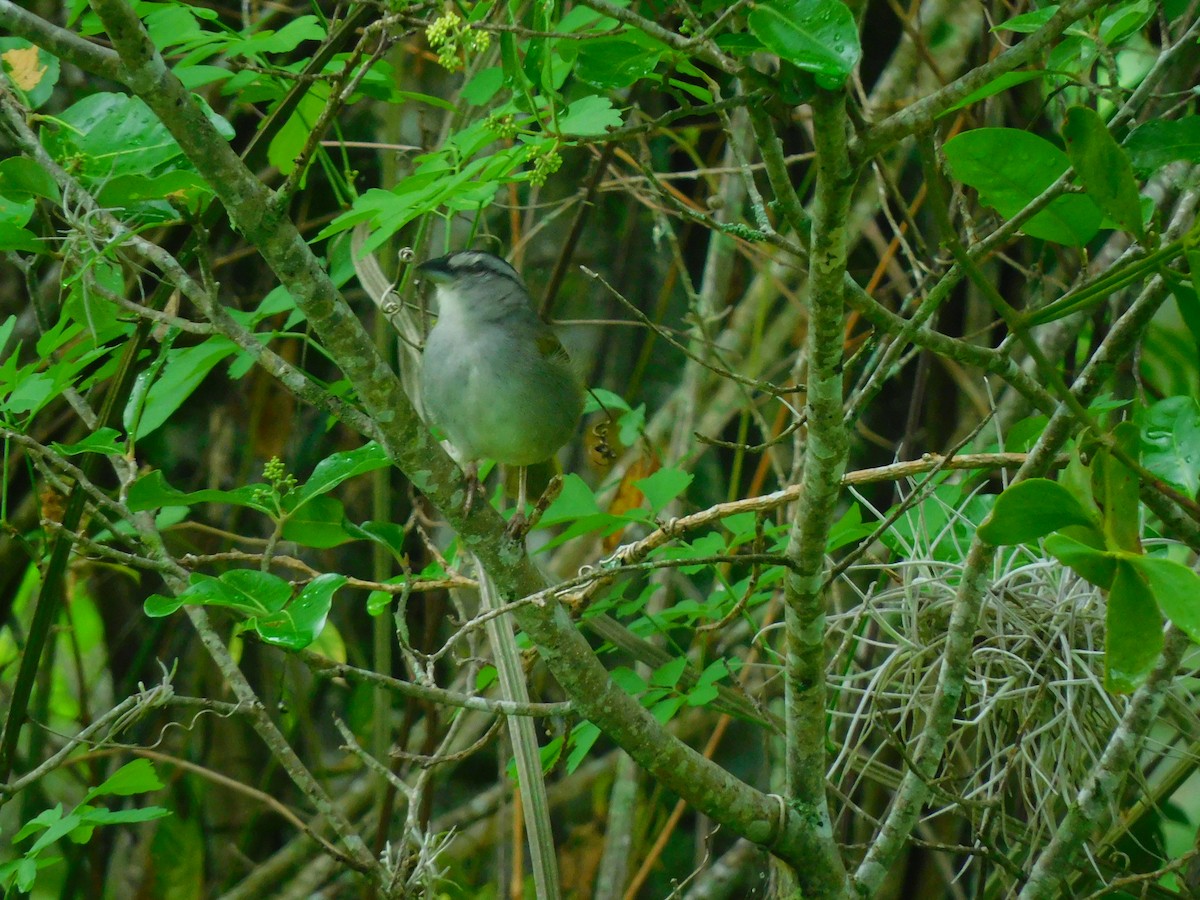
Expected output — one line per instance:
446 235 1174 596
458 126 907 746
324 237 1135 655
2 0 1200 897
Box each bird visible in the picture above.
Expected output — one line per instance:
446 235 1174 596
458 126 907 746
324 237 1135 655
417 250 584 530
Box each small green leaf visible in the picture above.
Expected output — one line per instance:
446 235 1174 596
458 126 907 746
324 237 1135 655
1045 531 1114 588
78 807 170 825
50 428 124 457
941 70 1047 116
292 442 392 505
1092 428 1142 554
0 222 41 252
252 580 337 650
556 94 623 136
86 760 163 801
565 721 600 773
992 6 1059 32
976 478 1096 545
223 15 326 58
1106 560 1163 693
747 0 861 89
649 657 688 688
1062 106 1144 238
0 156 62 203
1098 0 1154 44
539 474 603 524
144 593 184 618
127 469 266 514
636 467 693 515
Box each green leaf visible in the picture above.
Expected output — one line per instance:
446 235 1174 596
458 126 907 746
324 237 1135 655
78 806 171 825
1140 397 1200 497
992 6 1058 32
127 469 266 513
251 573 343 650
14 804 66 843
1062 106 1144 238
26 810 83 855
1094 422 1142 554
0 156 61 203
352 521 408 555
649 657 688 688
183 570 292 616
129 337 238 440
45 93 187 182
1126 555 1200 643
635 467 693 515
976 478 1096 544
86 760 163 801
565 721 600 773
49 429 123 458
462 67 504 105
556 95 623 136
943 128 1102 245
746 0 861 89
96 170 211 207
144 592 183 617
223 16 326 59
1044 531 1114 589
0 222 41 252
1124 117 1200 172
1106 559 1163 693
292 442 392 505
574 37 663 89
281 495 355 548
1098 0 1154 44
268 85 326 177
538 473 603 523
941 70 1047 116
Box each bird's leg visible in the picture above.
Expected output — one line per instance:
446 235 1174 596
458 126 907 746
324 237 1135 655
463 461 481 516
505 465 529 539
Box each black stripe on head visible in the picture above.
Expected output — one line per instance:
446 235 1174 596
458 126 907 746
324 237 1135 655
418 251 523 286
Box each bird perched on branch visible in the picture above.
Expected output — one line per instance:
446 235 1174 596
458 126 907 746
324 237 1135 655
418 250 584 530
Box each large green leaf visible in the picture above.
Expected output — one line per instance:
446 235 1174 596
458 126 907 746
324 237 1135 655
1106 559 1163 693
943 128 1102 245
746 0 861 89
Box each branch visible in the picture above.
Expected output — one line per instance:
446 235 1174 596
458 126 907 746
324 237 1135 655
777 88 856 896
853 0 1110 160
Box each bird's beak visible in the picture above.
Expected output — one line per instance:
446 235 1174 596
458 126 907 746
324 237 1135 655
416 256 455 282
